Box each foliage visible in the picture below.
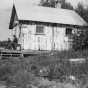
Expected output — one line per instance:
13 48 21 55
39 0 55 8
39 0 73 10
0 41 6 47
75 2 85 18
0 50 88 87
73 2 88 51
61 0 73 10
72 28 88 51
0 58 37 87
75 2 88 23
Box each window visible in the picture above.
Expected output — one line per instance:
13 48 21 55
36 25 44 34
66 28 72 35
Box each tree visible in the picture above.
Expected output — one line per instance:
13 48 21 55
72 28 88 51
84 7 88 23
75 2 85 19
61 0 73 10
39 0 73 10
39 0 55 7
73 2 88 51
75 2 88 23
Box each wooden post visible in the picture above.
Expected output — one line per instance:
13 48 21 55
19 23 22 53
52 27 54 50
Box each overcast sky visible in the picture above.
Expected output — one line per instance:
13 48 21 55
0 0 87 40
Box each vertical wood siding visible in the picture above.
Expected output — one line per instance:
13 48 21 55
13 26 20 44
13 24 73 51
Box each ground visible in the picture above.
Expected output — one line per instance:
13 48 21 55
0 50 88 88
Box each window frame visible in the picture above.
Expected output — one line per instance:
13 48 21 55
35 25 45 35
66 28 72 36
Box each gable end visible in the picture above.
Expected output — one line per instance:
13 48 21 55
9 5 18 29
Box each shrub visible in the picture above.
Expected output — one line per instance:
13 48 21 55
0 50 88 87
72 28 88 51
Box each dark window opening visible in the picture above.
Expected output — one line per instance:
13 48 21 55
36 25 44 34
66 28 72 35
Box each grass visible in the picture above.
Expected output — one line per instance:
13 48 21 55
0 50 88 88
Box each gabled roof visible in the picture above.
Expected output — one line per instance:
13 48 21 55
9 3 87 29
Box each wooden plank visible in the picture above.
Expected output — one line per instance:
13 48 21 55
1 53 21 55
0 49 21 53
21 50 51 54
0 49 51 54
0 48 52 59
0 49 21 58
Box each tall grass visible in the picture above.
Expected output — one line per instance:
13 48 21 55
0 50 88 87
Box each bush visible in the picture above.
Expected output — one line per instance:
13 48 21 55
0 41 6 47
0 50 88 87
0 58 38 87
72 28 88 51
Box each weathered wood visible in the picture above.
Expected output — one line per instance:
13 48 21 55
13 23 74 51
0 49 51 59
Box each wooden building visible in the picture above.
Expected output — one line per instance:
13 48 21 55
9 1 87 51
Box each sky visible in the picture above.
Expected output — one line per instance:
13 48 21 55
0 0 87 41
67 0 88 7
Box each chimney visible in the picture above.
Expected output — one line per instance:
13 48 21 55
55 0 61 8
